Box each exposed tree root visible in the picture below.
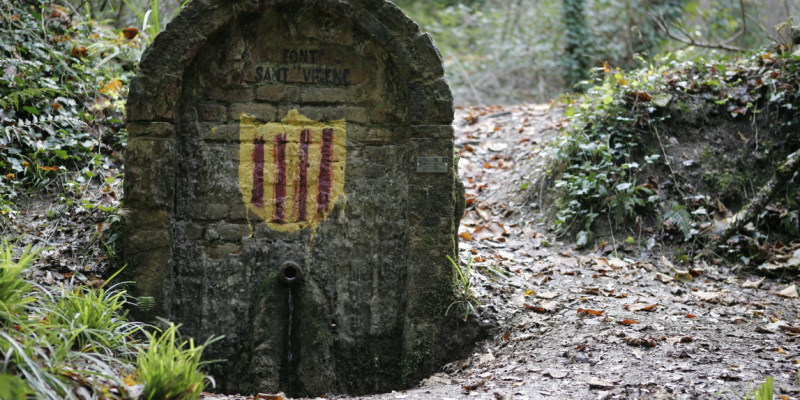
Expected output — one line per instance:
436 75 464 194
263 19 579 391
712 150 800 250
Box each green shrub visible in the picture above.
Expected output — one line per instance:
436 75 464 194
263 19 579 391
137 323 222 400
0 242 135 399
446 255 480 320
0 373 32 400
749 376 773 400
43 276 143 351
0 0 139 216
0 242 39 324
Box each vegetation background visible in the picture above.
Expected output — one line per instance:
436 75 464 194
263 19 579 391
3 0 800 398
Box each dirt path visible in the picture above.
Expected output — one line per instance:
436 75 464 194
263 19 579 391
359 105 800 400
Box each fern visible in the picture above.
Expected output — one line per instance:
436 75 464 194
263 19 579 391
665 202 694 241
1 88 65 110
0 58 43 68
3 115 86 136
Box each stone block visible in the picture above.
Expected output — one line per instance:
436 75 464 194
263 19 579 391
377 2 420 36
124 138 176 210
206 222 249 241
354 9 393 45
197 103 228 122
209 86 254 102
128 122 175 138
405 33 445 80
201 123 239 142
256 85 301 102
126 208 172 230
408 78 454 124
124 229 171 254
325 106 367 123
194 203 230 220
228 103 277 121
409 125 454 139
301 87 348 103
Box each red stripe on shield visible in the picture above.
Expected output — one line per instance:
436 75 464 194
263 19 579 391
272 133 287 222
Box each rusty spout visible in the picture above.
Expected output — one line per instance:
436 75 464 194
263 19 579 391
279 261 303 286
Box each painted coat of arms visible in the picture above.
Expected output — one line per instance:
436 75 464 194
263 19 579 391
239 110 346 232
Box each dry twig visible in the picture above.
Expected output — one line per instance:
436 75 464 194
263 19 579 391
649 12 745 52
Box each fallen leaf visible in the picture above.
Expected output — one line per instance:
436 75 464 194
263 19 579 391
588 377 615 389
742 277 765 289
607 258 628 268
472 226 495 240
673 269 694 282
523 304 547 313
539 300 560 311
99 78 122 94
503 329 510 341
779 285 799 298
617 319 640 325
632 349 643 359
656 273 674 283
625 336 657 347
663 256 693 282
577 308 604 316
686 314 697 318
530 273 547 285
484 141 508 152
594 258 611 268
536 292 559 300
544 370 568 379
692 291 721 302
626 303 658 312
256 393 285 400
778 347 787 354
779 325 800 334
462 380 486 391
122 27 139 39
737 131 747 142
478 353 495 365
459 232 473 241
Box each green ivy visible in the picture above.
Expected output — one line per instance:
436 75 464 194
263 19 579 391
0 0 145 216
545 44 800 246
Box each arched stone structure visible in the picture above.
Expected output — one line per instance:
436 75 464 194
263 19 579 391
123 0 465 396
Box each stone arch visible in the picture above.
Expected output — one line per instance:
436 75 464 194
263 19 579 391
124 0 464 396
126 0 452 124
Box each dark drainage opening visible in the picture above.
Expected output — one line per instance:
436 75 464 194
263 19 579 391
279 261 303 286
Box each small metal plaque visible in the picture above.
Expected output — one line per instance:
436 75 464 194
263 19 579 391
417 157 448 173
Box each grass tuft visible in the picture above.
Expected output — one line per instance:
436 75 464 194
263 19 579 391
137 322 223 400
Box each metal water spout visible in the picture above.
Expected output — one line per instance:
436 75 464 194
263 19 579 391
279 261 303 394
279 261 303 286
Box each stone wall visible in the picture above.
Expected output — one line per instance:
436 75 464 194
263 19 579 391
124 0 463 396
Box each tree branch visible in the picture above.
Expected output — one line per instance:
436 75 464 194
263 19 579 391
649 13 746 52
712 150 800 250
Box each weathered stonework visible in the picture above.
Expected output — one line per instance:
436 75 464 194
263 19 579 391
123 0 464 396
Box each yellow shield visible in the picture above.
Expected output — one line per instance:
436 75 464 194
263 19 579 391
239 110 346 233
